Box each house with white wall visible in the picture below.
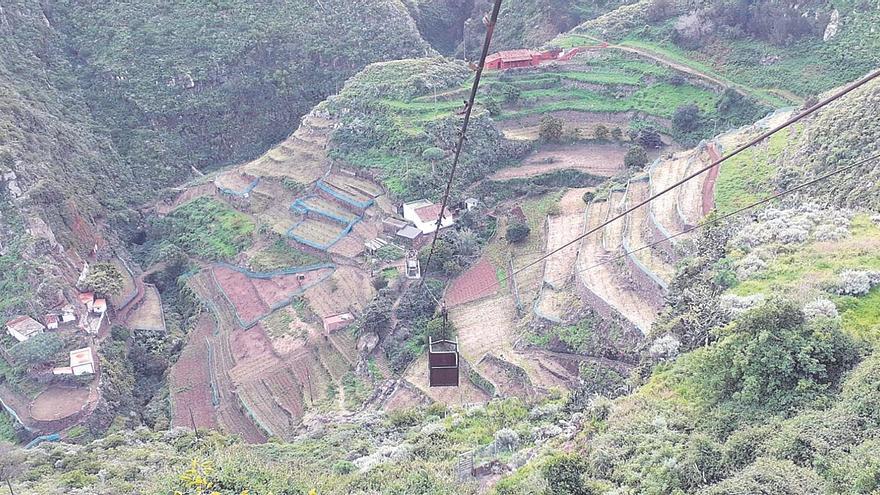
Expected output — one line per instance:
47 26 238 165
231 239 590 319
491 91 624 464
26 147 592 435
402 199 454 235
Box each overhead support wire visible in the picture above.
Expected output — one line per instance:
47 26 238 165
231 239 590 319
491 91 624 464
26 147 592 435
421 0 504 283
574 152 880 276
507 67 880 279
420 152 880 324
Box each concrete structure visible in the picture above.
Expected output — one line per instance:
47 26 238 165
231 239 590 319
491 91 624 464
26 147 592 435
78 292 95 312
402 199 454 235
465 198 480 212
69 347 95 375
395 225 422 246
322 313 355 333
405 252 422 280
382 217 408 234
5 315 45 342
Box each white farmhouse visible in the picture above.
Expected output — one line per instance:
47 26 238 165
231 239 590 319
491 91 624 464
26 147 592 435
402 199 454 235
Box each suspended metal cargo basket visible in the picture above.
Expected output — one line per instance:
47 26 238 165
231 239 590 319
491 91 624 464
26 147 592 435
428 337 459 387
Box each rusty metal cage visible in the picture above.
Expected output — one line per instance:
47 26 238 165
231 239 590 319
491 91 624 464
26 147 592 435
428 337 459 387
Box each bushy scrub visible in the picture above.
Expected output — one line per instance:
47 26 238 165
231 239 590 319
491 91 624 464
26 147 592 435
833 270 880 296
734 204 853 250
692 299 860 428
802 298 839 321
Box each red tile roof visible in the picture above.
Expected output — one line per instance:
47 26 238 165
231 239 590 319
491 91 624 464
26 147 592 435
415 204 444 223
487 49 536 63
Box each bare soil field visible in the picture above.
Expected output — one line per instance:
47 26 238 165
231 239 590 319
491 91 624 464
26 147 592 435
303 265 375 318
212 264 333 326
450 295 519 366
650 151 694 237
445 257 501 308
288 216 347 248
128 284 165 331
679 148 713 226
544 211 584 288
215 171 257 194
600 190 627 251
328 217 383 258
490 143 627 181
624 180 676 283
170 314 218 429
577 200 658 333
30 386 90 422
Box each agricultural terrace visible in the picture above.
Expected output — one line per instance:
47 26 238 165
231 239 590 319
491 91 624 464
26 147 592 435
127 284 165 331
211 264 334 328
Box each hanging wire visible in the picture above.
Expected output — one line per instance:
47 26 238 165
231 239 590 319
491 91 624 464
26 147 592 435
421 0 504 282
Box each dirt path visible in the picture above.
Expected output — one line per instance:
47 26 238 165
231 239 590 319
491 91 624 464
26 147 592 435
490 143 626 181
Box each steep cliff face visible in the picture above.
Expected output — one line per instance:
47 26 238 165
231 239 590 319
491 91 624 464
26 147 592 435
408 0 635 57
0 0 431 316
49 0 431 196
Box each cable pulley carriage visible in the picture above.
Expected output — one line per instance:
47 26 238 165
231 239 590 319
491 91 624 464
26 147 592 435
427 305 459 387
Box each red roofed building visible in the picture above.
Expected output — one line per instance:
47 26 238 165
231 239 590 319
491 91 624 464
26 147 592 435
486 49 539 70
322 313 355 333
78 292 95 311
485 48 563 70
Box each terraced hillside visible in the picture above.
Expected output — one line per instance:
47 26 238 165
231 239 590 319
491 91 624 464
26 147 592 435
173 266 362 441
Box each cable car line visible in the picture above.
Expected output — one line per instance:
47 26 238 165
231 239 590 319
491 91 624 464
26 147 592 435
504 67 880 281
572 152 880 276
420 151 880 325
421 0 504 284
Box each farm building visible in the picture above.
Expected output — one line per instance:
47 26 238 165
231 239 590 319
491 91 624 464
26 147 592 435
403 199 454 234
54 347 96 375
5 315 45 342
484 48 561 70
395 225 422 246
78 292 95 311
61 304 76 323
382 217 408 234
45 314 59 330
92 298 107 315
322 313 355 333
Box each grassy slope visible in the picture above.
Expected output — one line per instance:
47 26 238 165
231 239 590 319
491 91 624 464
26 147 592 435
731 215 880 343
